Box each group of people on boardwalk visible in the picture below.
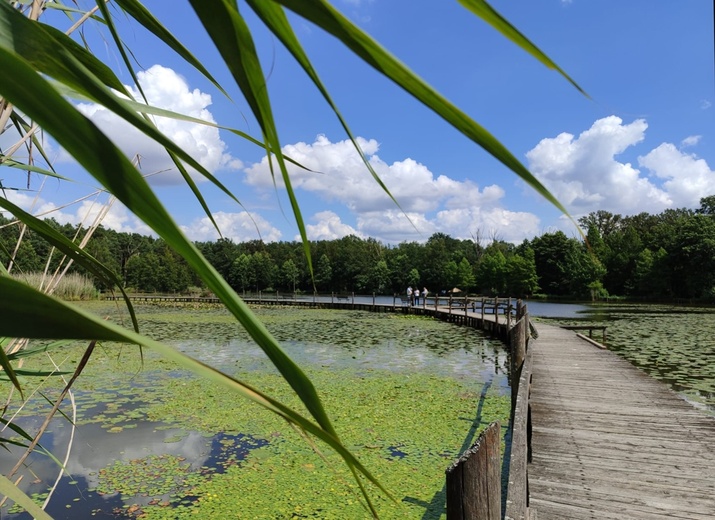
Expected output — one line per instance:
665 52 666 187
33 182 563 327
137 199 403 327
406 286 429 306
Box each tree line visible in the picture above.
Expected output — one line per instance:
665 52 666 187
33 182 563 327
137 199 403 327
2 195 714 301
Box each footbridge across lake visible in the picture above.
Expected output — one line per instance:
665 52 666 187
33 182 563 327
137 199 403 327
527 323 715 520
106 294 715 518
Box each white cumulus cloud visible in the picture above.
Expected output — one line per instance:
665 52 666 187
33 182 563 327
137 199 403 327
526 116 675 215
182 211 282 243
76 65 241 184
434 207 540 244
245 135 536 243
302 211 362 241
680 135 701 148
638 143 715 207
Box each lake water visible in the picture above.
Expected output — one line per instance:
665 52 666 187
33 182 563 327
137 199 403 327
0 305 511 519
3 299 712 518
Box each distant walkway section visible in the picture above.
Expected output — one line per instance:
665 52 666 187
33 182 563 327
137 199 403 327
529 323 715 519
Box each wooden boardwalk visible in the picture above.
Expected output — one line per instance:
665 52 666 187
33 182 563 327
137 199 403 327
529 323 715 520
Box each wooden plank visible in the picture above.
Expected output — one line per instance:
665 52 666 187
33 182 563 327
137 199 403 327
529 323 715 519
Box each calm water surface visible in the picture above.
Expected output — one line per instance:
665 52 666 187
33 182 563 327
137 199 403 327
1 305 509 519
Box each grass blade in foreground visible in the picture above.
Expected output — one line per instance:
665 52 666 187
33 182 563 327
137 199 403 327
188 0 315 276
247 1 407 220
0 474 52 520
0 37 380 511
459 0 588 96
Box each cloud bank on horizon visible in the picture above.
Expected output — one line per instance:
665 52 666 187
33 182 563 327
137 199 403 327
6 62 713 245
122 65 713 244
8 28 715 243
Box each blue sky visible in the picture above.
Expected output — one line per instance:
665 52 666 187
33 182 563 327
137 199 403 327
5 1 715 245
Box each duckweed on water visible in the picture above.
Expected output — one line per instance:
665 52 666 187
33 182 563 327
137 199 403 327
2 303 510 518
136 369 510 519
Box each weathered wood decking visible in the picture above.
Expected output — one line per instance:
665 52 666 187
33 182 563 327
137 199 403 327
529 323 715 520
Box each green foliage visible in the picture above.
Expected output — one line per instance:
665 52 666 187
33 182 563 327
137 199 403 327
505 248 539 297
697 195 715 215
314 253 333 292
407 268 421 289
249 251 277 292
228 253 253 293
476 250 507 295
6 204 715 302
367 259 391 294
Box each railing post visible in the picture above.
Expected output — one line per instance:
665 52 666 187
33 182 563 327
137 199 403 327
446 422 501 520
510 317 527 379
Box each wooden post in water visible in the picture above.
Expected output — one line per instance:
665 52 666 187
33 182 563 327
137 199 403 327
446 421 501 520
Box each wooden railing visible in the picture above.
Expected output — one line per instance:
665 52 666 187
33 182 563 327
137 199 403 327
504 338 533 520
445 303 534 519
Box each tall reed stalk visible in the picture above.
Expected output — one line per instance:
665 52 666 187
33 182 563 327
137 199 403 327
12 272 98 301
